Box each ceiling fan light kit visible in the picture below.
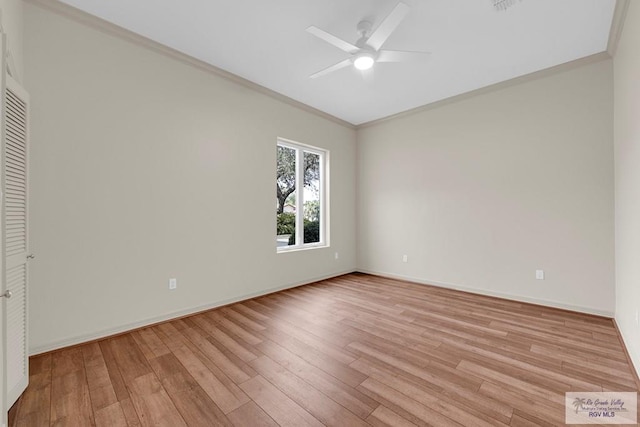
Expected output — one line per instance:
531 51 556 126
354 52 375 70
306 1 430 79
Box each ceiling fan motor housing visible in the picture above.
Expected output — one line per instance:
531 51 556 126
357 20 373 38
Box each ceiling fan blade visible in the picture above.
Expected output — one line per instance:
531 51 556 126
366 2 410 51
377 49 431 63
309 58 353 79
306 26 359 53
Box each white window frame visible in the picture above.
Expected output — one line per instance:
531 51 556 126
277 138 328 252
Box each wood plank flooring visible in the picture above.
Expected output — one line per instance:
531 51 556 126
9 273 639 426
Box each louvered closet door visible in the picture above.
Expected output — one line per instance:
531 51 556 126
3 74 29 407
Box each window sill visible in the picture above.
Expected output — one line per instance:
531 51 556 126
277 243 328 253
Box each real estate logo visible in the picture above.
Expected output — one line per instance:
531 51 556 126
565 392 637 424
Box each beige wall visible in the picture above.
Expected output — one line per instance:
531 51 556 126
21 0 627 362
0 0 22 82
24 3 357 353
614 1 640 377
357 59 615 315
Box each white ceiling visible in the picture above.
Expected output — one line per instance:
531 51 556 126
57 0 616 125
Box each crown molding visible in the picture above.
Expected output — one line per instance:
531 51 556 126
607 0 631 57
24 0 356 130
25 0 620 132
357 51 611 130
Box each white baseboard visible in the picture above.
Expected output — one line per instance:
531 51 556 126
31 268 615 355
29 269 356 356
614 317 640 382
357 269 615 318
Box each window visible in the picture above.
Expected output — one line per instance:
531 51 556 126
276 138 327 251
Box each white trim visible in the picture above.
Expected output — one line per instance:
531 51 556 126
30 269 618 355
25 0 355 129
277 242 326 253
357 268 615 318
295 148 303 245
607 0 631 56
319 149 328 246
615 317 640 380
29 269 357 356
357 52 611 129
277 137 325 155
25 1 621 129
276 138 328 251
0 32 6 427
25 1 618 129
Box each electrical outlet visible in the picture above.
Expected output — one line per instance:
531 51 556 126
334 252 339 260
535 270 544 280
169 278 177 290
402 255 408 263
635 310 639 326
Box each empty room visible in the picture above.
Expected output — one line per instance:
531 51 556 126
1 0 639 425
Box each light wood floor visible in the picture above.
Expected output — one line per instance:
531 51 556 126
9 273 639 426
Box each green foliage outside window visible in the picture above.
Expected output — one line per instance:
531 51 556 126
276 212 295 235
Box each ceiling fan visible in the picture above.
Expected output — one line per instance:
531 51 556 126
306 2 430 79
